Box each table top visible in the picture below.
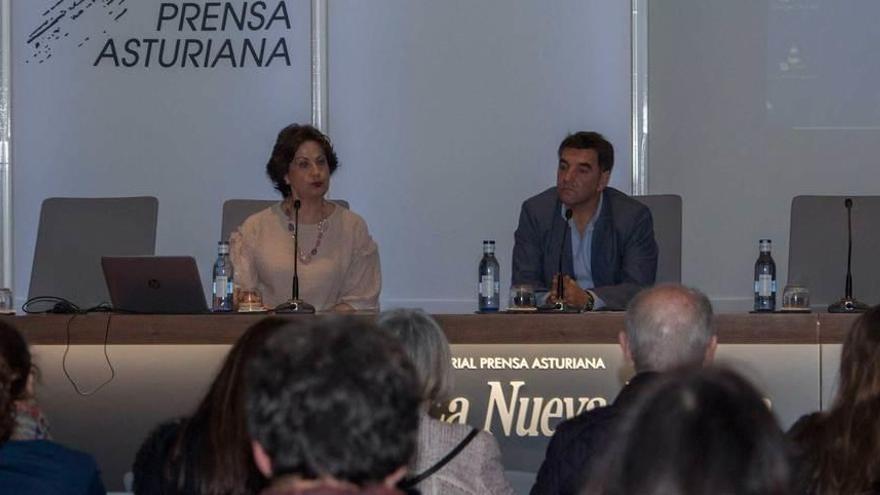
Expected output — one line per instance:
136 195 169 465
0 312 859 345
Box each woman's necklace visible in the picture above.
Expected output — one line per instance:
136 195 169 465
286 200 329 264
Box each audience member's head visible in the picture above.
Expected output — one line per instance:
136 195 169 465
789 304 880 494
377 308 453 408
834 304 880 408
584 367 791 495
0 353 15 443
246 316 420 490
622 284 716 373
0 321 33 401
141 317 288 495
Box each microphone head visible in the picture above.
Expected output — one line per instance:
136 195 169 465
293 199 302 210
845 198 853 209
564 208 573 220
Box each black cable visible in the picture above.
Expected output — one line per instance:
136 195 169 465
61 313 116 396
23 296 114 314
22 296 116 395
22 296 82 314
85 302 114 313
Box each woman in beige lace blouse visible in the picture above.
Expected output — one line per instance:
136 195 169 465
230 124 380 312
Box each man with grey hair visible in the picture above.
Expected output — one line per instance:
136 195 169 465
621 283 716 373
530 284 717 495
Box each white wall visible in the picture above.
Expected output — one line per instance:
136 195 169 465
328 0 632 311
18 1 880 314
647 0 880 311
11 0 633 312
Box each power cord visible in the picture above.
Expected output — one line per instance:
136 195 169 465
23 296 117 396
62 313 116 396
23 296 114 314
22 296 82 314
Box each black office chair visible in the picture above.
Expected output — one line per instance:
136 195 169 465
634 194 682 284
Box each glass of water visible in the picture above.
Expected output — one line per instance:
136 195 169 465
782 285 810 311
237 289 264 312
509 284 536 309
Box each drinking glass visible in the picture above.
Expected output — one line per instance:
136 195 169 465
509 284 536 309
782 285 810 310
238 289 264 312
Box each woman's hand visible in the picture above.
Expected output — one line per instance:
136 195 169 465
329 303 356 313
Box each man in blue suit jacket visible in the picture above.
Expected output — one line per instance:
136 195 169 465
512 131 657 310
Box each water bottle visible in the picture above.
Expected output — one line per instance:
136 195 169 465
478 240 500 312
212 241 234 312
753 239 776 312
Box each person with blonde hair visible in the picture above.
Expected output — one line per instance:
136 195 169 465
378 308 513 495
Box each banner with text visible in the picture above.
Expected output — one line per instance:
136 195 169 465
13 0 310 303
445 344 820 472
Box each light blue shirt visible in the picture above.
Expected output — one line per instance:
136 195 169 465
563 194 605 309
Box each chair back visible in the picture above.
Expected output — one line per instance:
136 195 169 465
634 194 682 283
221 200 276 241
788 195 880 307
28 197 158 308
221 198 349 241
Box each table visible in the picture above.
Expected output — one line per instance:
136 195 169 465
8 311 847 345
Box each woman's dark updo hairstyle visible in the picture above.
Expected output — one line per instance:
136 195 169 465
266 123 339 197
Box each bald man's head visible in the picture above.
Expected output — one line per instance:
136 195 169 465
623 284 716 373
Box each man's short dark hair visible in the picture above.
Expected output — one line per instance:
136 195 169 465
245 317 420 485
266 123 340 198
557 131 614 173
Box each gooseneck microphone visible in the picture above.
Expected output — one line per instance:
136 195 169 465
828 198 869 313
292 199 301 300
275 198 316 314
554 208 574 310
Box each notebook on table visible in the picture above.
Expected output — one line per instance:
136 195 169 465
101 256 210 314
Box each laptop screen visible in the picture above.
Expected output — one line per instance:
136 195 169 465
101 256 210 314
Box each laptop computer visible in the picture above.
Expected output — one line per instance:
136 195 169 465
101 256 210 314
